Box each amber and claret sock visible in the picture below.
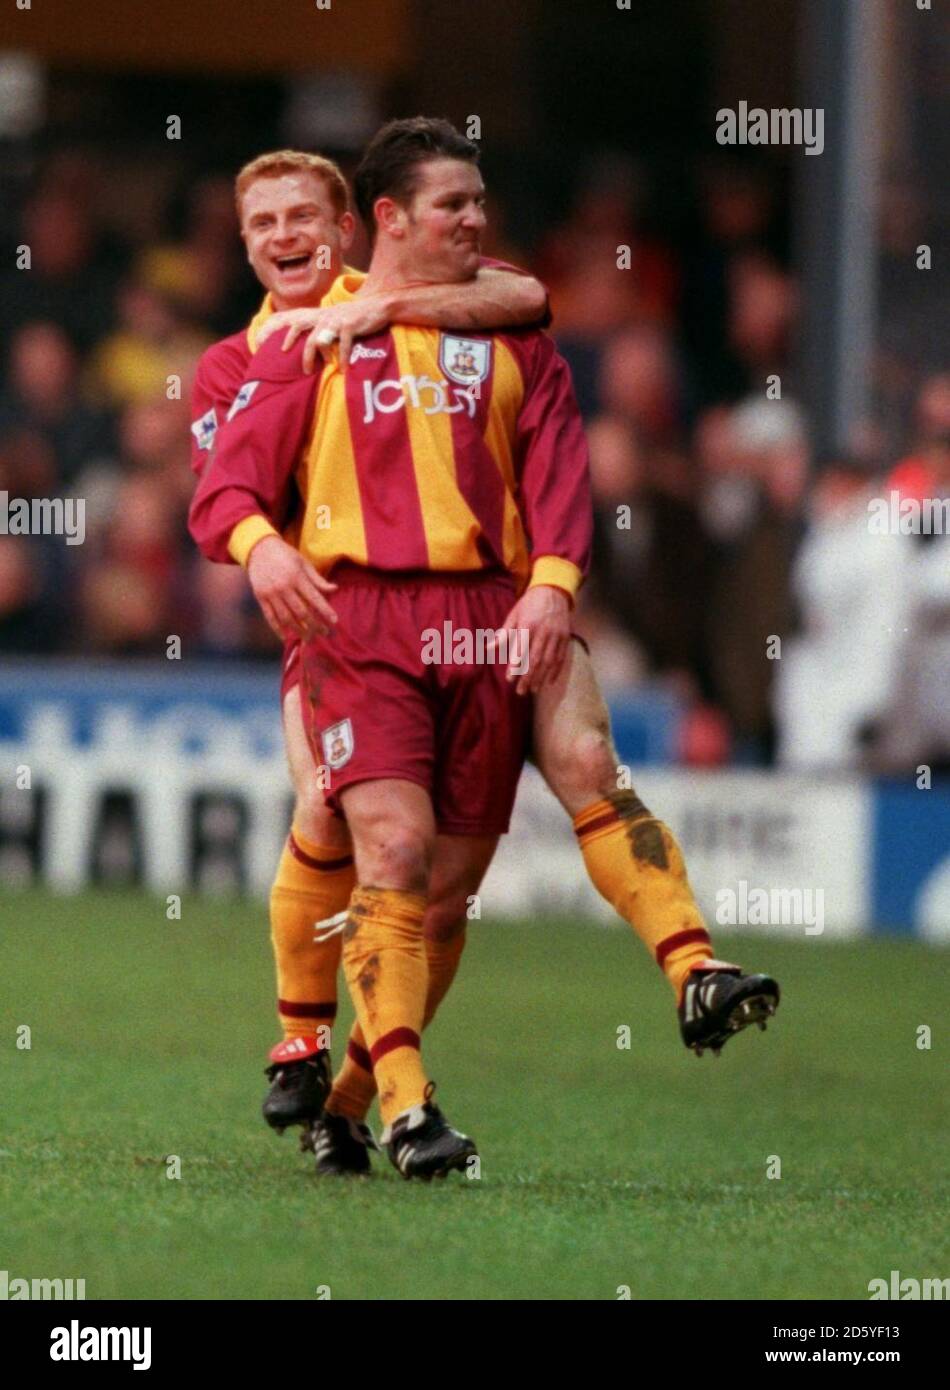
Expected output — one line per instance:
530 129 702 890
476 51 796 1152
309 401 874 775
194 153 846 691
269 825 355 1045
574 793 715 999
339 886 432 1127
328 930 465 1121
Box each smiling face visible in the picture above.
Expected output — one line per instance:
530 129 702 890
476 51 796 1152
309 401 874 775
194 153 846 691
239 171 354 309
378 157 486 283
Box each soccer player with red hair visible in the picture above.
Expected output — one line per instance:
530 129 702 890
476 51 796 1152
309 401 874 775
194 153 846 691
191 144 550 1157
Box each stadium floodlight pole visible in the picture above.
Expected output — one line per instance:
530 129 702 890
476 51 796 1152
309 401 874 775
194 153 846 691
796 0 884 460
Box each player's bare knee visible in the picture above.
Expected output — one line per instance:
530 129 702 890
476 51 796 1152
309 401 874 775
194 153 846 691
545 722 618 809
423 894 468 943
360 825 431 893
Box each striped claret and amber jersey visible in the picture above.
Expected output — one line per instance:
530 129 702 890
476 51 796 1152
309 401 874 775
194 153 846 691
189 272 592 600
188 270 364 478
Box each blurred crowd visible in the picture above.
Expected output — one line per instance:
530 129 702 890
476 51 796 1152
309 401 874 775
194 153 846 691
1 146 947 772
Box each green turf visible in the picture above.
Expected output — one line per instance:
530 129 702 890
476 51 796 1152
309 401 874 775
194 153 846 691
1 890 947 1300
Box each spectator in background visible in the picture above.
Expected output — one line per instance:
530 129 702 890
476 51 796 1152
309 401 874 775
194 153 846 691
538 154 678 330
74 393 194 555
0 322 115 486
576 415 648 691
886 372 950 500
584 413 707 681
0 429 68 650
866 373 950 772
79 471 187 654
191 559 276 663
727 251 798 394
598 324 685 445
774 456 910 770
682 159 780 407
87 278 208 410
75 389 198 656
572 579 647 694
875 179 949 450
699 398 807 763
541 155 678 417
137 175 247 333
0 537 57 653
118 394 192 478
0 424 58 505
1 188 121 356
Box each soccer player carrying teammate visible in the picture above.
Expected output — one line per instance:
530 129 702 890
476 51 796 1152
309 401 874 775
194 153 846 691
189 148 549 1159
191 121 593 1177
191 120 781 1180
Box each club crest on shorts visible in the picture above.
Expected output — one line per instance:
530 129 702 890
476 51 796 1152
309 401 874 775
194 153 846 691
321 717 354 770
439 335 491 387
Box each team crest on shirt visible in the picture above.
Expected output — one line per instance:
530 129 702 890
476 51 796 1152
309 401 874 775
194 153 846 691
226 380 261 421
439 335 491 386
190 407 218 452
321 717 354 770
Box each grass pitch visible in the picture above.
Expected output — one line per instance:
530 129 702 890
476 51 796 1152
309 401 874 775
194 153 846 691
1 890 947 1300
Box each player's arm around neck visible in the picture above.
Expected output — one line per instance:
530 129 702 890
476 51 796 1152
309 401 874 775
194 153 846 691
379 264 548 331
257 264 548 372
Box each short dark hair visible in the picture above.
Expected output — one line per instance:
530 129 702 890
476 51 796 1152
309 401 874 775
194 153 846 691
354 117 479 229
